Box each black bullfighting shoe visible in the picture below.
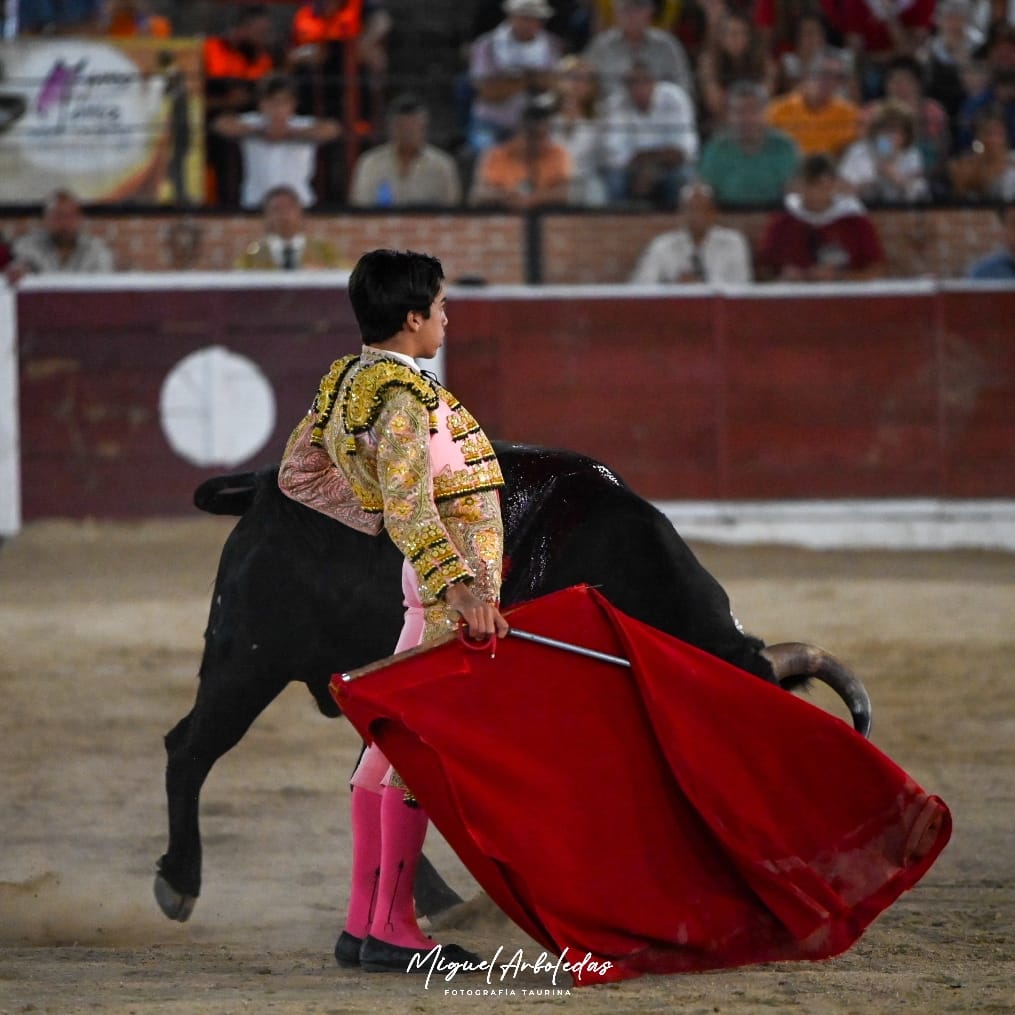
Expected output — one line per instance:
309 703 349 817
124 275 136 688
334 931 364 968
359 934 481 973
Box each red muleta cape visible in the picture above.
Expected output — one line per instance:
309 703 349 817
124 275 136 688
331 585 951 986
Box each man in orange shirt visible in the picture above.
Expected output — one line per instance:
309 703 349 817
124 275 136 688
468 94 572 210
765 50 860 159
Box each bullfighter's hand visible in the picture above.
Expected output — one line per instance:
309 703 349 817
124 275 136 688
444 583 510 640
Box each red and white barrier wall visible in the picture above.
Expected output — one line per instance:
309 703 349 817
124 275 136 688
3 274 1014 545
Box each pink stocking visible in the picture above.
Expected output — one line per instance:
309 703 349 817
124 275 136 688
343 787 382 938
369 785 431 948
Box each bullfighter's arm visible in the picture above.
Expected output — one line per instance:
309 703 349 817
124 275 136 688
277 413 382 535
441 496 503 605
374 389 475 605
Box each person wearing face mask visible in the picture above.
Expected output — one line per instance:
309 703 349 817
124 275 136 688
838 100 930 202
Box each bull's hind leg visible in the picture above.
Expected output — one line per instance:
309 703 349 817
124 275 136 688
155 664 286 922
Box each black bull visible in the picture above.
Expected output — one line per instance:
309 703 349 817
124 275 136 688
155 442 871 924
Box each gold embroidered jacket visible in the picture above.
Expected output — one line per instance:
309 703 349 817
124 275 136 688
285 346 504 606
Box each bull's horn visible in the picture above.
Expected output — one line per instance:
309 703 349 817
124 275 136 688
761 642 872 738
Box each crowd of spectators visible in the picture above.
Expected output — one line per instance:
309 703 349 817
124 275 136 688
4 0 1015 283
8 0 1015 214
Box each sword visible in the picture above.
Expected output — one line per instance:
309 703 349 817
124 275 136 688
507 628 631 668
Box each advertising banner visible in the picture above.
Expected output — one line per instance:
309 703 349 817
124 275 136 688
0 37 204 205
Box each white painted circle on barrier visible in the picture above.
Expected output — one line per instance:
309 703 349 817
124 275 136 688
159 346 276 467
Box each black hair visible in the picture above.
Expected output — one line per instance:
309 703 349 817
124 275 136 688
262 183 301 207
388 93 426 117
258 72 295 102
885 54 924 83
348 249 445 344
799 152 836 183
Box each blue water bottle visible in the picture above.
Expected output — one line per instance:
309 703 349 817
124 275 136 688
376 180 394 208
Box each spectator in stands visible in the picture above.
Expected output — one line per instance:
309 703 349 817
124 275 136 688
235 185 344 270
203 5 276 116
164 219 203 271
288 1 391 124
549 54 608 206
630 180 754 283
759 152 886 279
290 0 391 78
756 0 849 69
348 94 462 207
599 59 698 209
844 0 935 100
17 0 101 34
101 0 170 38
468 92 572 209
967 200 1015 278
213 72 340 210
765 49 861 158
839 100 930 202
591 0 682 32
769 11 852 96
948 105 1015 199
924 0 985 128
7 190 114 281
203 5 277 205
698 80 800 206
869 57 950 176
584 0 695 102
467 0 563 153
697 10 777 130
957 61 1015 152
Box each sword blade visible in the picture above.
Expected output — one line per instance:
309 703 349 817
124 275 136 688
507 628 631 668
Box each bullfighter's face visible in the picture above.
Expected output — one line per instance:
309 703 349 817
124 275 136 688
411 285 448 360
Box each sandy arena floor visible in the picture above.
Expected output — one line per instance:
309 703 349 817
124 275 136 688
0 517 1012 1014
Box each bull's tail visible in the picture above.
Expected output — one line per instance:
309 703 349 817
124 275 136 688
193 472 261 516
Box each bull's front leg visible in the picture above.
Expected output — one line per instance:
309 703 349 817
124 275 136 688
155 663 288 921
155 709 206 921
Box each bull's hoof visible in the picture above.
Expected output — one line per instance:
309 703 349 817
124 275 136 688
154 873 197 922
424 891 504 932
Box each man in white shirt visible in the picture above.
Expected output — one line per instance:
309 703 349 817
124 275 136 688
630 181 754 284
584 0 694 100
9 190 114 279
468 0 562 152
600 60 698 209
213 73 340 209
348 94 462 207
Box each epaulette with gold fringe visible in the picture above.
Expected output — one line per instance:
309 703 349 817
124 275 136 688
309 355 359 447
342 358 439 435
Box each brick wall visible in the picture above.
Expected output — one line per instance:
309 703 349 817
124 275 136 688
0 207 1004 283
541 207 1002 283
0 212 527 284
